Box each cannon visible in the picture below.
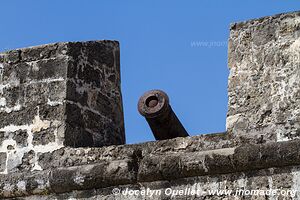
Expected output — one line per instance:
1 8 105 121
138 90 189 140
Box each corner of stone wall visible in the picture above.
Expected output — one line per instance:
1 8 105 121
0 41 125 175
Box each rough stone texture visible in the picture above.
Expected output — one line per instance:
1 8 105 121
1 138 300 199
0 152 6 172
36 132 233 170
227 11 300 143
0 41 125 174
4 166 300 200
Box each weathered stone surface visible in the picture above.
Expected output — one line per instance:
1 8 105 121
227 11 300 142
17 150 35 171
32 128 55 146
0 106 38 128
0 152 6 172
31 166 300 200
49 159 137 193
12 130 28 147
64 41 125 147
0 41 125 174
37 132 232 170
0 130 28 148
2 138 300 199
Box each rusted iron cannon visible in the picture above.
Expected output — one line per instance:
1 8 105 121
138 89 189 140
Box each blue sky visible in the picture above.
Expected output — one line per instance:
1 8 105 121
1 1 299 144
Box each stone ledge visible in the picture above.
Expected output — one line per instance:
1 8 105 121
138 139 300 182
2 165 298 200
1 138 300 198
0 40 119 64
36 130 277 171
37 132 234 170
230 10 300 31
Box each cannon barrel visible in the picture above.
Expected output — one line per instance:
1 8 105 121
138 90 189 140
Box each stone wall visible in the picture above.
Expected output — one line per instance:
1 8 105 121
6 166 300 200
1 135 300 199
227 11 300 143
0 41 125 175
1 11 300 200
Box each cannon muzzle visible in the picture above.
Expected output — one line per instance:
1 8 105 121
138 90 189 140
